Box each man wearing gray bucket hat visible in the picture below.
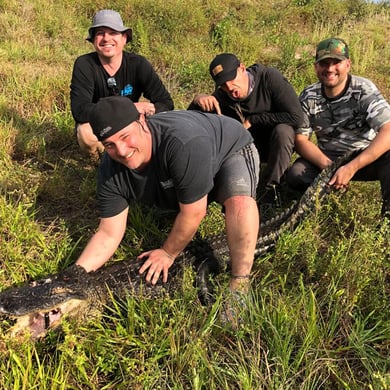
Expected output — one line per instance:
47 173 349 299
70 9 174 158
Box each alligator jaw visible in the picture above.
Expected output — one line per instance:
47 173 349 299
8 298 91 340
0 264 91 317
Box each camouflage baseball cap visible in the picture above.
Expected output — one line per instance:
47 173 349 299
315 38 349 63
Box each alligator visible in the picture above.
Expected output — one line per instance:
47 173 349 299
0 152 356 339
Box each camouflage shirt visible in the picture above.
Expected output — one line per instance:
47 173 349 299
296 74 390 153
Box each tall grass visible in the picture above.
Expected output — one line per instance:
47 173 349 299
0 0 389 388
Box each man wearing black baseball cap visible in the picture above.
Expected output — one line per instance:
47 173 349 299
75 96 261 324
188 53 304 208
70 9 174 159
209 53 240 87
287 38 390 220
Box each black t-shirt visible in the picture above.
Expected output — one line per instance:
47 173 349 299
70 51 174 123
97 111 253 218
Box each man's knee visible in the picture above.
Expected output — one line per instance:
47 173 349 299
273 124 295 144
285 164 301 189
286 159 316 191
268 125 295 162
224 194 257 208
223 195 259 225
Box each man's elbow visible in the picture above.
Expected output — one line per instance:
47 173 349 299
155 100 174 113
294 136 310 153
291 111 305 128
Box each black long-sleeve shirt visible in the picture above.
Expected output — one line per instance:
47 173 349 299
70 51 174 123
188 63 303 131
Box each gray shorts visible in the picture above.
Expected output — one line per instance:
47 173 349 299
209 142 260 204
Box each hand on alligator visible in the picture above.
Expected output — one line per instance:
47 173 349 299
328 164 354 191
138 248 175 284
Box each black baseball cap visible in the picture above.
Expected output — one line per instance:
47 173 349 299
209 53 240 86
90 96 140 141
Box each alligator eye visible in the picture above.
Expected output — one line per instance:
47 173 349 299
30 278 53 287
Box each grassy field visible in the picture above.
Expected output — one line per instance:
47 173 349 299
0 0 389 388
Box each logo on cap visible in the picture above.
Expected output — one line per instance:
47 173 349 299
212 64 224 77
99 126 113 139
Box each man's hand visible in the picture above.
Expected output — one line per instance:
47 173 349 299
138 248 175 284
138 196 208 285
193 94 222 115
242 118 251 129
134 102 156 116
328 163 356 190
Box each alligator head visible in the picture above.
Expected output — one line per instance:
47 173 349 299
0 264 95 339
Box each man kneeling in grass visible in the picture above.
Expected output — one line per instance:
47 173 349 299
75 95 260 325
287 37 390 220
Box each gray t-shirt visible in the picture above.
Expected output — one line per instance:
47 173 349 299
97 110 253 218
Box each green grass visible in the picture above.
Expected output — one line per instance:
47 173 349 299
0 0 389 388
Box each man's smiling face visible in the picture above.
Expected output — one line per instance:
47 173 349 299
315 58 351 97
102 120 152 171
93 27 127 59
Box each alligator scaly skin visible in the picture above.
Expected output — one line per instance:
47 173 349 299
0 152 356 337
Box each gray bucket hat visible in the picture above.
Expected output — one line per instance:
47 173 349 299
86 9 132 43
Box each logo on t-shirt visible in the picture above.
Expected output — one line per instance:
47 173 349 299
121 84 133 97
160 179 174 189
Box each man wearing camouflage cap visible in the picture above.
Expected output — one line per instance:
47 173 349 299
286 37 390 219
